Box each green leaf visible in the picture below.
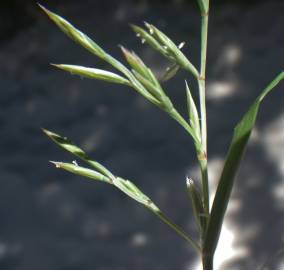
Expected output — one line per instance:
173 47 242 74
52 64 131 85
51 161 111 183
205 72 284 254
42 129 115 179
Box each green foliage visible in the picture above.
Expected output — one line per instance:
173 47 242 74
40 2 283 270
204 72 284 255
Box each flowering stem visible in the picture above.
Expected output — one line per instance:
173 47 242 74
198 6 213 270
198 10 210 221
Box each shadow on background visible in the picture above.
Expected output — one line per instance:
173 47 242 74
0 0 283 269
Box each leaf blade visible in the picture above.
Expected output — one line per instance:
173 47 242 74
205 72 284 254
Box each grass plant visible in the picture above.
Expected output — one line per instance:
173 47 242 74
39 1 284 269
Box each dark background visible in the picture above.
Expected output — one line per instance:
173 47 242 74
0 0 283 270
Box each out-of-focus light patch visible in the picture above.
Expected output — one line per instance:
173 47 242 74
215 223 248 270
186 157 224 207
155 186 169 205
114 1 147 22
208 157 224 207
82 215 111 238
193 223 249 270
59 202 77 220
0 242 22 260
96 104 109 116
37 183 62 207
25 99 36 114
277 259 284 270
214 44 242 72
207 81 237 100
250 127 261 145
81 127 107 152
208 44 241 101
262 114 284 206
208 157 249 269
262 114 284 168
68 84 81 104
135 94 153 110
223 45 242 66
0 243 7 259
272 181 284 208
114 5 128 21
245 176 263 189
130 232 148 247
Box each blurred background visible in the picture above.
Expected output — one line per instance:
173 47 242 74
0 0 283 269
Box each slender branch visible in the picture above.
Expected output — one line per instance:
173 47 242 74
170 108 201 147
153 210 201 252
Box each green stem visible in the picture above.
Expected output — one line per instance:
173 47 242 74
170 108 201 146
154 210 201 252
200 14 209 85
198 12 210 217
199 155 209 214
198 8 214 270
202 252 213 270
